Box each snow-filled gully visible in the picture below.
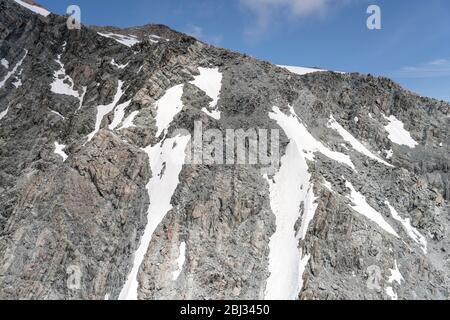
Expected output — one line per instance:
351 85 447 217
190 67 223 120
345 181 399 238
0 106 9 122
13 0 50 17
119 83 190 300
263 106 408 300
385 260 404 300
0 50 28 122
327 115 393 167
87 80 125 142
386 201 427 254
54 142 68 162
154 84 184 137
172 241 186 281
97 32 140 47
1 58 8 69
0 49 28 89
263 140 315 300
263 105 353 300
118 70 225 298
383 114 418 148
50 52 80 98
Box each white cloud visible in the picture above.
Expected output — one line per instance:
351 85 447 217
428 59 449 66
397 59 450 78
242 0 329 19
187 25 204 39
240 0 347 37
186 25 223 45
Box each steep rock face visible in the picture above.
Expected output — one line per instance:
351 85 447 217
0 131 150 299
0 0 449 300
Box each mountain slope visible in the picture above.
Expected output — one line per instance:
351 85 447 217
0 0 449 300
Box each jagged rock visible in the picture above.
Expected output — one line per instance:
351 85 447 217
0 0 449 300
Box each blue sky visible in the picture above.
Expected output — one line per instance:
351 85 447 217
38 0 450 102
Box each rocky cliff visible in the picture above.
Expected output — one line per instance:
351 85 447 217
0 0 449 300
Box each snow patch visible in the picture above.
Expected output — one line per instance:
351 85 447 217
279 65 345 75
298 253 310 290
0 106 9 121
190 67 223 120
383 114 418 148
172 242 186 281
51 52 80 98
1 58 8 69
387 260 404 285
386 201 427 254
323 179 334 192
97 32 140 47
149 34 169 43
50 110 65 120
0 50 27 89
386 260 403 300
14 0 50 17
119 134 191 300
298 185 318 241
385 149 393 160
327 115 393 167
201 109 221 120
119 111 139 130
154 84 184 137
263 142 312 300
279 65 327 75
111 59 129 70
87 80 125 142
109 100 132 130
264 105 326 300
120 79 191 299
54 142 68 162
12 77 22 88
269 106 355 170
77 86 87 111
345 181 399 237
385 286 398 300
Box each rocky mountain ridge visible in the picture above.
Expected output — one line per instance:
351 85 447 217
0 0 449 300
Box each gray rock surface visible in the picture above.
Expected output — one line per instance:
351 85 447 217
0 0 448 300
